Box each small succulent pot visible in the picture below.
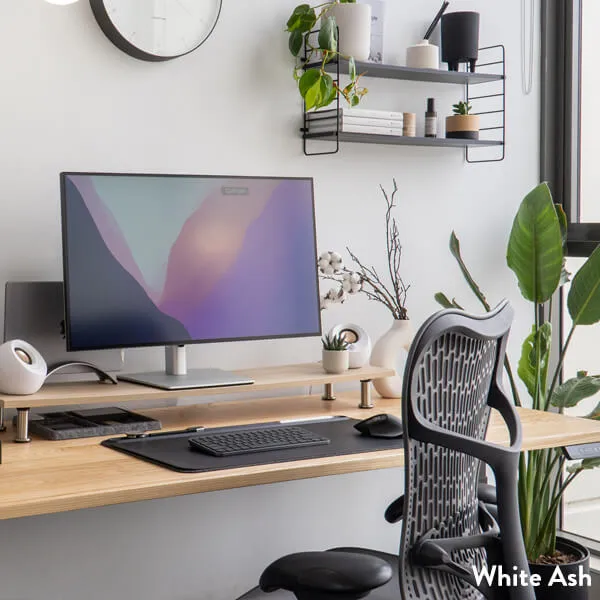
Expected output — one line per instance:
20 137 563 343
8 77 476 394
446 114 480 140
322 349 349 374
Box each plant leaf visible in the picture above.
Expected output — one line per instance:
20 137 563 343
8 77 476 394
318 16 337 52
434 292 464 310
449 231 491 311
518 323 552 406
582 457 600 470
567 244 600 325
315 73 334 109
568 457 600 474
554 203 572 285
286 5 315 31
551 374 600 409
506 182 563 303
348 56 357 80
299 68 323 110
289 31 304 56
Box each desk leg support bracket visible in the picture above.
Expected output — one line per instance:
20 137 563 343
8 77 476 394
15 408 31 443
322 383 335 401
359 380 373 409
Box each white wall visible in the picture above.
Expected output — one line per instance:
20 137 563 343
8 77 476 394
0 1 540 599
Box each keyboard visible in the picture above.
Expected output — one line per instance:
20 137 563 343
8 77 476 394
188 424 330 457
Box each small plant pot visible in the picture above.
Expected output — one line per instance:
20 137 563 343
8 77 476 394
322 350 349 374
528 537 590 600
445 114 480 140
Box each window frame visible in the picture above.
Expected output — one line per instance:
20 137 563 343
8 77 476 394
542 0 600 256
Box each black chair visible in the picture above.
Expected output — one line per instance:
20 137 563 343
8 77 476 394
237 301 534 600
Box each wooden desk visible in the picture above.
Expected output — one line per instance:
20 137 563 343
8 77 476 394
0 392 599 521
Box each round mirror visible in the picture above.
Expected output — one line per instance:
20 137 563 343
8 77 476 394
90 0 223 61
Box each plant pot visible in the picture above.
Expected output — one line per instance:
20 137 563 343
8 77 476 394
370 319 414 398
446 114 480 140
322 349 349 374
441 11 480 72
528 537 590 600
327 3 371 62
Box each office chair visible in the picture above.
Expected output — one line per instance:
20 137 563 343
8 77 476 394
237 301 534 600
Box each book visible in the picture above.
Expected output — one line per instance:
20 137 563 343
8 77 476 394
306 123 405 136
308 115 404 129
308 107 406 121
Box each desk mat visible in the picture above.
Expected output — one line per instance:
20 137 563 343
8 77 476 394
101 417 403 473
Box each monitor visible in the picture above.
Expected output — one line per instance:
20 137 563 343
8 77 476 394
60 172 321 390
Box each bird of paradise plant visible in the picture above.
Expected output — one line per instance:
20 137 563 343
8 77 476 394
436 182 600 562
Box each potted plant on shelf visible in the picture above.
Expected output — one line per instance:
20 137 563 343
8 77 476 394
286 0 370 111
436 182 600 598
322 332 350 374
318 180 411 398
445 100 480 140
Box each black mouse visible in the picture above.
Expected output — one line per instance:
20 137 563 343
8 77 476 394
354 413 403 439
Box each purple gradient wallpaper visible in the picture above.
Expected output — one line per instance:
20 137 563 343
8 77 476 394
61 174 321 351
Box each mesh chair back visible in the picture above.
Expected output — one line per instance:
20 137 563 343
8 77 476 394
399 302 514 600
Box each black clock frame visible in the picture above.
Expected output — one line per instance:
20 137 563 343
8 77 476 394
89 0 223 62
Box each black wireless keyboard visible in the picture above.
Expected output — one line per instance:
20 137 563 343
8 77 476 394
188 424 330 457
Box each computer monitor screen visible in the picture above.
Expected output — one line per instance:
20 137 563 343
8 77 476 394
61 173 321 352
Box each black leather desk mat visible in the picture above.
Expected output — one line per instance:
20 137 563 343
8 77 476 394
101 417 403 473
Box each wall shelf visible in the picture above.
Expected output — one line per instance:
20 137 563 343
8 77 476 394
303 131 504 149
301 45 506 163
313 59 505 85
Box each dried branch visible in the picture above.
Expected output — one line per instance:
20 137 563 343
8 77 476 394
318 180 410 320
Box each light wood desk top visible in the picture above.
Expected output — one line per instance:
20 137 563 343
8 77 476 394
0 392 599 521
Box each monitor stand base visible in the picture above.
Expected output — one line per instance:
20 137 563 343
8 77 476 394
118 369 255 391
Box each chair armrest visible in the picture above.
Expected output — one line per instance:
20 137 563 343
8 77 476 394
384 495 404 523
478 483 497 505
259 551 392 597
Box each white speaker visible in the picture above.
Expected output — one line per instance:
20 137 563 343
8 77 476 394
0 340 47 395
328 324 371 369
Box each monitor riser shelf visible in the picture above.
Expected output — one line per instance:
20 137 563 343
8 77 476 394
0 363 395 443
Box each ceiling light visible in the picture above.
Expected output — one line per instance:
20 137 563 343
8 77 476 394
45 0 79 5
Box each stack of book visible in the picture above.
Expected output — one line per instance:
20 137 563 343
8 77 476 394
305 108 405 136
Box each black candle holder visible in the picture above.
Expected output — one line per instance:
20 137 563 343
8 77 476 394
441 11 480 72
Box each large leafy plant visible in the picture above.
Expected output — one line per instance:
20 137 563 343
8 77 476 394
436 182 600 562
286 1 367 111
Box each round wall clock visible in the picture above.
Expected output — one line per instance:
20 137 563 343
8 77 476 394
89 0 223 62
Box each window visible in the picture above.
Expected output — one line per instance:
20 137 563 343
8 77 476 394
543 0 600 548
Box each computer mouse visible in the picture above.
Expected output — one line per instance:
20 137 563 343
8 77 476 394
354 413 403 439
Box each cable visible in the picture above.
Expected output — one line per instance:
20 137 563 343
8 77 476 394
521 0 535 95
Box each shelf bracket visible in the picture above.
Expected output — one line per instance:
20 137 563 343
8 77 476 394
466 45 506 163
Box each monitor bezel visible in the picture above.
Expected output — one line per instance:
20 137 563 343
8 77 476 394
60 171 322 352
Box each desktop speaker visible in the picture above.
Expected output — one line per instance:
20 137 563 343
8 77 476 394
0 340 47 395
328 324 371 369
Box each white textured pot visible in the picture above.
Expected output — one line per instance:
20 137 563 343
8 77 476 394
327 3 372 62
370 319 414 398
322 349 350 374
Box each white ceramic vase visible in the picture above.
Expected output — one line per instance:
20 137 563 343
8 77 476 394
327 3 372 62
322 349 350 374
370 319 414 398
